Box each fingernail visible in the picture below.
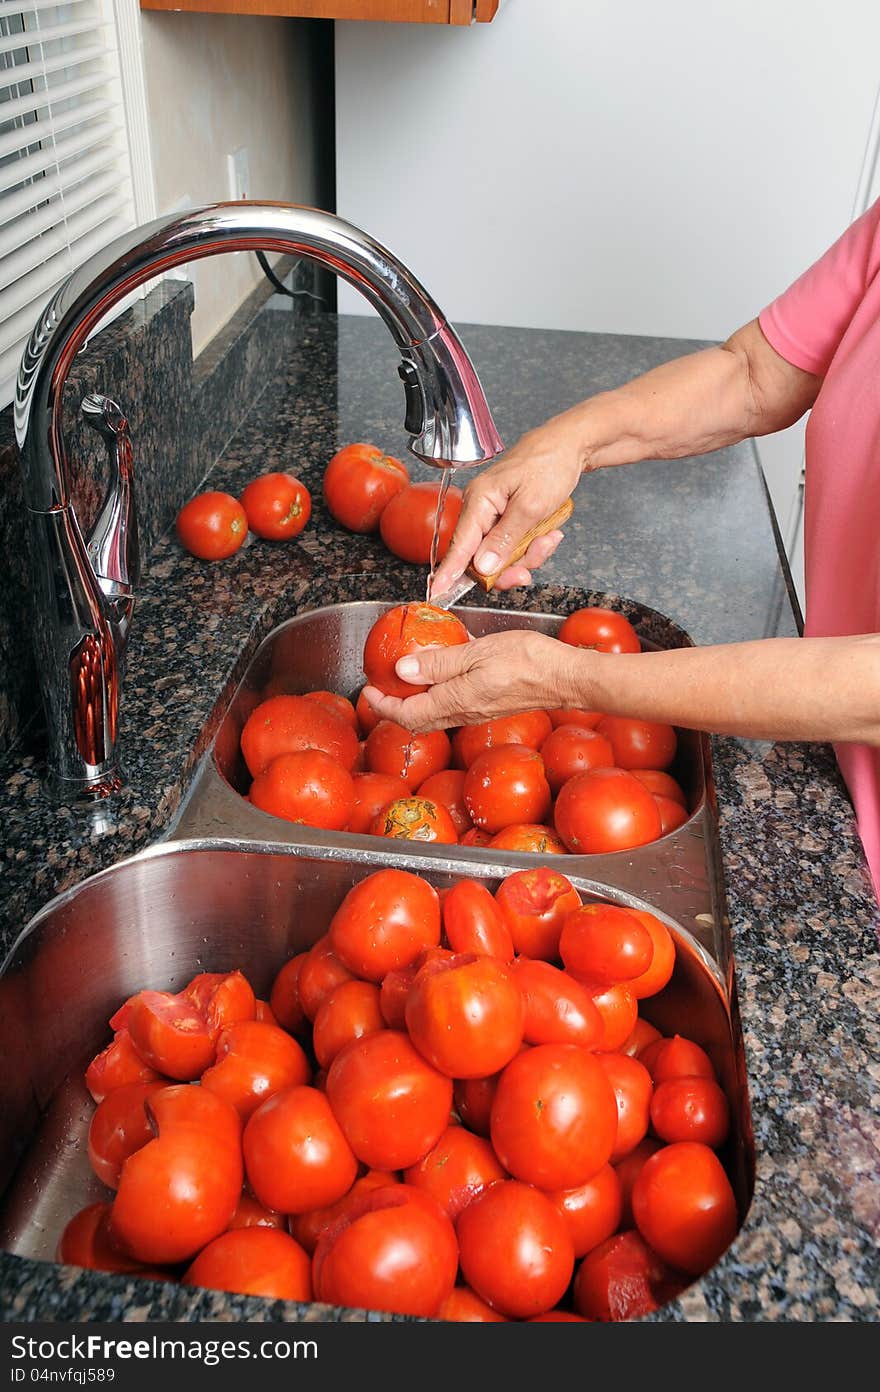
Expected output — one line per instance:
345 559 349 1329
476 551 500 574
396 656 420 678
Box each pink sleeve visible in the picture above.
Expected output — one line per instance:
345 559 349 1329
758 197 880 375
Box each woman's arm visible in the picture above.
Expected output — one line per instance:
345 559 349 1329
363 629 880 747
430 319 821 595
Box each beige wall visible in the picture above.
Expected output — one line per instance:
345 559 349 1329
141 14 332 356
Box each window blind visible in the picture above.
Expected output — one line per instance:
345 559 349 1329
0 0 137 410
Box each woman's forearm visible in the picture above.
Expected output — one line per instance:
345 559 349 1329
575 634 880 746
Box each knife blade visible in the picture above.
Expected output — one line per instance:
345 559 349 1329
430 498 574 609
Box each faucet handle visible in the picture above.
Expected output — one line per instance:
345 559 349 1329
82 393 140 595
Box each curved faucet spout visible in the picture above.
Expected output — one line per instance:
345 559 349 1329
14 203 503 800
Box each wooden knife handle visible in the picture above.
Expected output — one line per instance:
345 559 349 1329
465 498 574 592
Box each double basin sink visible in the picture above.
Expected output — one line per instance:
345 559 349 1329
0 596 753 1316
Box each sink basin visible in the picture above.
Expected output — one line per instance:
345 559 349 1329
170 595 730 972
0 838 752 1314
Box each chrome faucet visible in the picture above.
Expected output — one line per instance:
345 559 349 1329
15 202 504 802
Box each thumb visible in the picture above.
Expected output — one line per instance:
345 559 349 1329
395 642 471 688
473 492 548 577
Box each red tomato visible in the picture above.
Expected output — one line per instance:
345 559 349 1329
146 1084 242 1151
463 744 551 833
313 1184 459 1317
201 1021 311 1120
311 980 385 1068
85 1030 161 1103
363 603 470 699
378 964 417 1030
416 769 471 836
365 720 451 789
175 490 247 561
554 766 662 853
625 911 676 1000
595 1052 654 1162
456 1180 575 1319
349 771 409 833
404 1125 507 1221
442 879 514 960
494 867 582 960
184 1227 312 1301
379 479 463 565
558 606 640 654
182 970 256 1041
632 1141 738 1275
57 1203 162 1277
297 936 357 1020
87 1081 165 1189
323 442 409 533
437 1287 509 1321
405 954 524 1078
117 991 214 1081
573 1229 683 1322
240 694 359 778
639 1033 715 1083
650 1076 730 1148
253 999 277 1025
328 868 441 982
110 1124 242 1265
559 902 655 984
452 711 553 768
613 1136 664 1227
238 472 310 541
460 826 493 846
226 1195 285 1230
355 686 381 737
490 1044 618 1190
268 952 309 1036
488 824 567 854
548 707 603 729
546 1163 623 1257
655 795 689 834
596 715 677 771
369 795 459 844
631 769 687 806
249 749 355 829
325 1030 452 1170
243 1085 358 1215
540 725 615 795
586 982 639 1052
510 958 603 1049
289 1169 400 1255
620 1016 663 1058
302 690 358 730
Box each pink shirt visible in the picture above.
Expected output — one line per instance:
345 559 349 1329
759 197 880 899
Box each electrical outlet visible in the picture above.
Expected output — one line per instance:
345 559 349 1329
228 147 250 203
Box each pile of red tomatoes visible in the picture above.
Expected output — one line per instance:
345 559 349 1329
58 866 738 1321
239 602 689 855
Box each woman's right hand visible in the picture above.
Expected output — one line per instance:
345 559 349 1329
429 412 587 598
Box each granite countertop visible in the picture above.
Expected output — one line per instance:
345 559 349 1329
1 311 878 1323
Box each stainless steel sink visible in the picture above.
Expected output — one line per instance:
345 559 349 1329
0 838 752 1300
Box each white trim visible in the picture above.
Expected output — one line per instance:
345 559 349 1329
852 79 880 218
109 0 156 224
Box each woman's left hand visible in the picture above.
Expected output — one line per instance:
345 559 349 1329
363 630 586 733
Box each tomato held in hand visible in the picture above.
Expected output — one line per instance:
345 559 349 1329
596 715 677 771
559 902 655 984
323 442 409 533
249 749 355 830
404 1124 507 1221
328 867 441 981
539 724 615 795
457 1180 575 1320
239 472 311 541
488 824 567 854
379 479 463 565
452 711 553 768
494 866 582 960
175 491 248 561
369 795 459 844
365 720 451 789
184 1227 313 1302
490 1044 618 1191
363 602 470 699
405 953 524 1078
241 694 359 778
573 1229 684 1322
442 879 514 960
558 606 641 654
201 1020 311 1120
243 1085 358 1215
554 766 662 854
463 744 551 834
510 957 603 1049
632 1141 738 1276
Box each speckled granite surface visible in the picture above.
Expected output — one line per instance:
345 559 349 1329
1 312 878 1323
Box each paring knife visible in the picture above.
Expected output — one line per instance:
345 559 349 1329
430 498 574 609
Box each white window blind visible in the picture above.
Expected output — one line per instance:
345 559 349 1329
0 0 137 409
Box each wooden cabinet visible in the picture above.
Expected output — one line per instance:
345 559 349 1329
139 1 500 22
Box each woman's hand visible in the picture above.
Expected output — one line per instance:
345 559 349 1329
363 630 588 733
429 414 586 598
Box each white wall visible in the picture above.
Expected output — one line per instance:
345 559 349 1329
335 0 880 607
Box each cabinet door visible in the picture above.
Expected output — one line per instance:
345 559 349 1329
139 1 501 22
